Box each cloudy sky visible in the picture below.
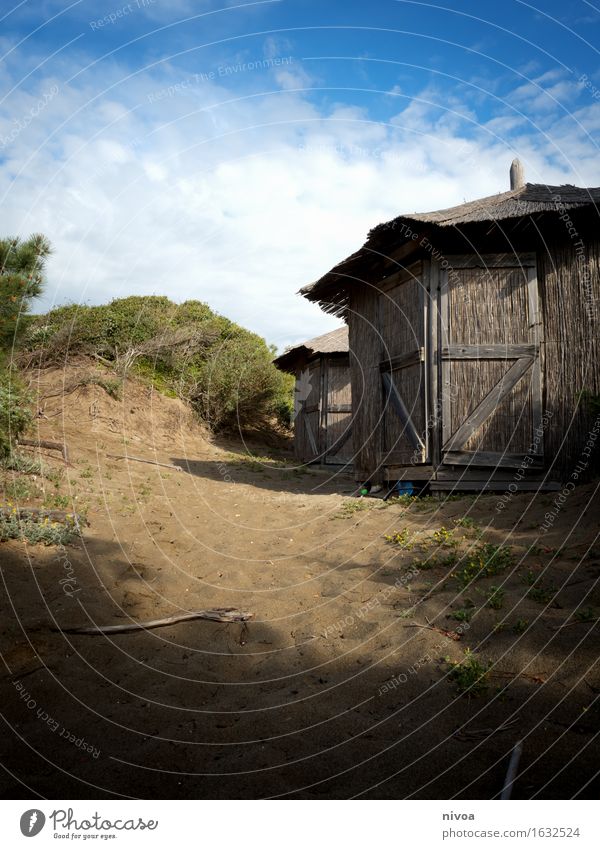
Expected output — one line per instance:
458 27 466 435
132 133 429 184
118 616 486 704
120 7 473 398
1 0 599 350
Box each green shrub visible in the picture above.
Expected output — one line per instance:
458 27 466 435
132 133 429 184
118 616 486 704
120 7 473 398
0 370 32 457
446 649 491 696
2 451 45 475
191 333 292 431
486 585 505 610
0 511 79 546
26 296 293 431
453 543 514 588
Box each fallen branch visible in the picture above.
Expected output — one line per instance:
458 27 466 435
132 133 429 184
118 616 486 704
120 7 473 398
454 716 519 742
494 669 547 685
53 608 253 635
553 618 600 630
106 454 183 472
0 507 87 526
17 438 69 463
402 622 463 641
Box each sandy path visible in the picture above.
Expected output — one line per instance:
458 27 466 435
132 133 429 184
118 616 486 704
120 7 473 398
1 367 599 799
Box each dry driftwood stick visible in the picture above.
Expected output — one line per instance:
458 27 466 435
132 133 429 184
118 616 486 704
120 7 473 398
553 618 600 630
17 438 69 463
0 507 87 525
54 608 253 635
494 669 547 685
454 716 519 742
402 623 463 641
106 453 183 471
501 740 523 800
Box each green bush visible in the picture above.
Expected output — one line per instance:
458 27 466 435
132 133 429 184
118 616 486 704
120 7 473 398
26 295 294 432
0 370 32 457
0 510 79 546
446 649 491 696
192 333 292 430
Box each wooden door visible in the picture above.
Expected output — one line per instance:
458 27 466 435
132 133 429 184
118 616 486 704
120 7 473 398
294 362 321 462
378 266 429 466
439 254 543 469
324 359 352 464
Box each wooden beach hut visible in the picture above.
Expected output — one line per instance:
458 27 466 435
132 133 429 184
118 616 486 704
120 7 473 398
301 162 600 491
274 326 353 466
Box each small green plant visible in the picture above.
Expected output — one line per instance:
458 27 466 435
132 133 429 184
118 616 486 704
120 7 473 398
431 526 458 547
513 618 529 634
96 376 122 399
575 607 597 622
2 477 38 502
451 603 475 623
384 528 412 547
333 500 370 519
446 649 491 696
1 452 44 475
453 516 478 529
486 585 505 610
453 543 514 588
80 464 94 479
528 582 557 604
413 550 459 572
521 569 537 586
44 493 71 510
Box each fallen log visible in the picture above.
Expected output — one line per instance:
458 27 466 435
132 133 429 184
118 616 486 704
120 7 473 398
106 453 183 471
17 438 69 463
54 608 253 635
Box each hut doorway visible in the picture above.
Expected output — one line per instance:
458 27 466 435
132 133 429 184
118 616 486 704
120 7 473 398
295 359 352 465
274 326 352 468
437 254 544 471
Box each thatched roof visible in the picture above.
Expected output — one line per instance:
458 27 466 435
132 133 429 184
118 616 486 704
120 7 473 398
274 325 348 371
301 182 600 316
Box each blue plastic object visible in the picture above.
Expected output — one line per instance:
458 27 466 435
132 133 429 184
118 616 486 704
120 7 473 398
394 481 414 496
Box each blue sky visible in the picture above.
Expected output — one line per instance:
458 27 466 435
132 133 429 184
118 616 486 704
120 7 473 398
1 0 599 348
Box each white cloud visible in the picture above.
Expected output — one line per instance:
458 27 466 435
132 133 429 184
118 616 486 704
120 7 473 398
0 56 598 351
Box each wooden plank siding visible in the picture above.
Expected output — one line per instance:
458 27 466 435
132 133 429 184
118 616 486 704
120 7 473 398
293 354 352 466
537 234 600 482
347 227 599 486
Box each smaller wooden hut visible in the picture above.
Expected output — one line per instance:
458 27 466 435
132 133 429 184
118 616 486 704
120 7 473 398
274 326 352 466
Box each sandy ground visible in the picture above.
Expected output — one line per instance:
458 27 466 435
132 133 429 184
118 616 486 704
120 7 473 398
0 365 599 799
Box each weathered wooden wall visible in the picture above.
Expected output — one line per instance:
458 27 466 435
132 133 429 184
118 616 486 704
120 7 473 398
292 355 352 465
538 229 600 482
348 286 382 480
347 215 600 485
325 360 353 463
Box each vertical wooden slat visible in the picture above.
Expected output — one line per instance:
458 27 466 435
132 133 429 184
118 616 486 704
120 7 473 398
527 265 544 457
420 264 429 463
428 259 441 473
439 268 450 446
319 356 327 463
